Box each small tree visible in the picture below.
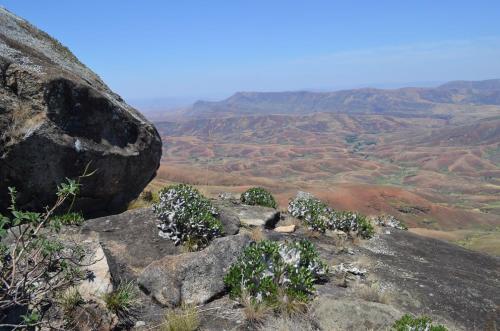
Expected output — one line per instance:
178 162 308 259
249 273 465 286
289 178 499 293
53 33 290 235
0 172 94 329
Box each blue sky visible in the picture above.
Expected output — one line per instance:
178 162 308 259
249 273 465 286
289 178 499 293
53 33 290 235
2 1 500 105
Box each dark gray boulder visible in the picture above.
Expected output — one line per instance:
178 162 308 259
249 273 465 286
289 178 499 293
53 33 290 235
138 234 251 307
0 8 161 215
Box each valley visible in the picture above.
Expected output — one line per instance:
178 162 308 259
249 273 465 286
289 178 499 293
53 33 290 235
149 82 500 255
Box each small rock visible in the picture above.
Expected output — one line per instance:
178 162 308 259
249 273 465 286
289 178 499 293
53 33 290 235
274 224 296 233
333 263 367 276
78 242 113 302
135 321 146 327
217 207 241 235
373 215 407 230
326 229 348 239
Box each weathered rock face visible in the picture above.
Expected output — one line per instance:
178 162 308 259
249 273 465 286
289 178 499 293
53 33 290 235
214 200 280 228
138 234 251 307
0 8 161 215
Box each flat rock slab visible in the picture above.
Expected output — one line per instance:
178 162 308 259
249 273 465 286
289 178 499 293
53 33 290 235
138 234 251 307
312 297 402 331
361 230 500 330
81 207 181 280
215 201 280 228
274 224 297 233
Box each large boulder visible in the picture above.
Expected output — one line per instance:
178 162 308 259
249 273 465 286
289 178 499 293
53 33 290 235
138 234 251 307
0 8 161 215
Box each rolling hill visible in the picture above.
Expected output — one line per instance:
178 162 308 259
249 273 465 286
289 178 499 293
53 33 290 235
151 79 500 255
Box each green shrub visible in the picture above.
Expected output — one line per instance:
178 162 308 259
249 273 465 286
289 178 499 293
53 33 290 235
392 314 448 331
287 192 330 232
288 192 374 238
224 239 328 305
153 184 223 249
241 187 277 208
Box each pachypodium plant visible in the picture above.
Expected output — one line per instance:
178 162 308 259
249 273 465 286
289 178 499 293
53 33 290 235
240 187 278 209
153 184 223 248
288 191 374 238
392 314 448 331
224 239 328 304
0 175 93 329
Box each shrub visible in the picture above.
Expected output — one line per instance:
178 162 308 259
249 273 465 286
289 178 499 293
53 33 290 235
392 314 448 331
153 184 223 249
287 192 330 232
224 239 328 306
0 174 94 329
288 192 374 238
241 187 277 208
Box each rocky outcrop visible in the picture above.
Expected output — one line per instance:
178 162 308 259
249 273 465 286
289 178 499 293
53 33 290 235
138 234 251 307
360 230 500 330
0 8 161 215
214 200 280 228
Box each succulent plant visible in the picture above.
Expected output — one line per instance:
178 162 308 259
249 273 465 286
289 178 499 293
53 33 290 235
241 187 278 209
224 239 328 304
153 184 223 249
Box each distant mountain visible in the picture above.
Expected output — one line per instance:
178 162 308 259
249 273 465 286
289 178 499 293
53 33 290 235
188 79 500 117
438 79 500 91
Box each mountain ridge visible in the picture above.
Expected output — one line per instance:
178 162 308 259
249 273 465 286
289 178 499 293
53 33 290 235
188 79 500 117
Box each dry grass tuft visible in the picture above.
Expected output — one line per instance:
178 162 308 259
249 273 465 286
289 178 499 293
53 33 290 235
353 282 390 304
250 226 265 242
59 287 84 314
274 288 308 316
161 305 200 331
240 290 273 324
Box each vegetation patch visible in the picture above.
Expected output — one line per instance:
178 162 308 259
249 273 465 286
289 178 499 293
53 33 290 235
153 184 223 249
0 177 93 329
103 281 139 319
224 239 328 308
392 314 447 331
50 212 85 229
241 187 278 208
161 304 200 331
288 192 374 238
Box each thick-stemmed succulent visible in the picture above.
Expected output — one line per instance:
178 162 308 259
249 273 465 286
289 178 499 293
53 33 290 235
153 184 223 249
224 239 328 304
